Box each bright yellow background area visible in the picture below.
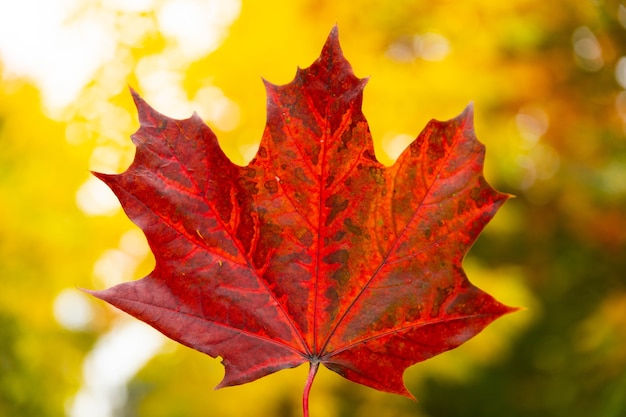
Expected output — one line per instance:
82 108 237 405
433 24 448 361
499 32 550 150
1 1 625 416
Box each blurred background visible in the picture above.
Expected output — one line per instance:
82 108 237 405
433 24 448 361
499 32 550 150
1 0 625 416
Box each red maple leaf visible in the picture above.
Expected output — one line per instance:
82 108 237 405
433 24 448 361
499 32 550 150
87 27 517 416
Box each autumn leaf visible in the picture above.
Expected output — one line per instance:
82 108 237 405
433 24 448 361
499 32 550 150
86 26 517 416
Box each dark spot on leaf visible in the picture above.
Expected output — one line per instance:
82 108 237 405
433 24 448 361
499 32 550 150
409 140 422 157
264 179 279 195
324 287 339 318
371 309 398 332
427 133 446 160
324 194 349 226
470 177 490 208
298 230 313 247
457 200 467 215
295 167 314 184
331 266 350 285
344 218 362 235
277 252 309 264
236 217 255 251
214 191 233 222
257 146 267 158
243 167 256 178
332 231 346 241
239 179 258 195
368 166 384 185
253 221 283 269
445 281 479 315
430 285 453 318
338 133 350 152
323 249 349 264
325 175 335 188
310 143 321 166
406 304 423 321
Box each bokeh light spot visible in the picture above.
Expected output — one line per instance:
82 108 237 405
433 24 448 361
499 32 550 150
76 176 121 216
53 288 95 331
572 26 604 72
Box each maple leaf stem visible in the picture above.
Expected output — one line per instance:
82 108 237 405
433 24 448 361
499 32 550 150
302 361 320 417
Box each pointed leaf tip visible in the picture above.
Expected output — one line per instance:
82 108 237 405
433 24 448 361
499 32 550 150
328 24 339 44
320 25 346 66
129 87 143 107
128 88 153 124
462 102 475 129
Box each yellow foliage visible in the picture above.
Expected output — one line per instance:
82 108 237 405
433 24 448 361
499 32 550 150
2 0 625 416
